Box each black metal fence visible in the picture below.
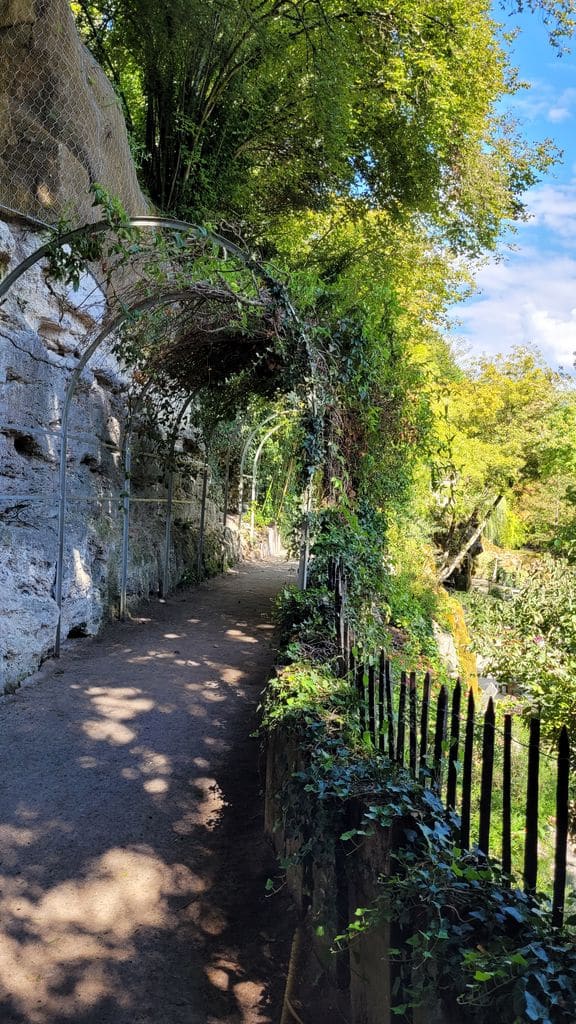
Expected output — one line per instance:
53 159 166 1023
327 559 572 928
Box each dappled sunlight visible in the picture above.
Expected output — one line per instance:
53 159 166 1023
0 846 200 1023
172 776 225 835
82 718 136 745
0 819 74 869
203 735 231 753
225 628 259 644
203 658 250 687
184 898 227 936
143 778 169 793
234 979 269 1023
205 963 230 991
0 560 293 1022
85 687 155 721
81 687 155 750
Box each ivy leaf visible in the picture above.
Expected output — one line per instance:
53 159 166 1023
525 990 547 1022
474 970 494 982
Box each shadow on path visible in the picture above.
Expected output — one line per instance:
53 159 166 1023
0 560 296 1024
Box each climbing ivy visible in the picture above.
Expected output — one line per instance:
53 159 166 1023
261 661 576 1024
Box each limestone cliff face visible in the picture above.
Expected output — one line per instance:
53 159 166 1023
0 0 148 223
0 5 242 692
0 217 236 693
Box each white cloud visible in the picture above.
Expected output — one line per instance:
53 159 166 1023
453 254 576 370
548 105 571 123
547 88 576 123
525 182 576 242
509 82 576 126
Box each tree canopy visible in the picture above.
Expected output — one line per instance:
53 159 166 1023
73 0 562 251
68 0 576 657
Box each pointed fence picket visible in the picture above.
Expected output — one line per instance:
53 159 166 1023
327 558 573 927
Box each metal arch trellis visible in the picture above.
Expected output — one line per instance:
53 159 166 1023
236 408 301 534
0 205 315 655
248 420 294 543
53 286 210 656
161 394 197 600
0 209 281 303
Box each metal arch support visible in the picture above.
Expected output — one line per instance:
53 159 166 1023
197 461 210 579
53 285 218 657
161 394 196 598
221 447 231 571
0 213 277 303
237 409 299 533
118 380 158 619
297 477 315 591
119 438 132 619
1 207 305 654
249 421 289 542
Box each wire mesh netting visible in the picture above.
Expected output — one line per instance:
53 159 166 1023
0 0 147 226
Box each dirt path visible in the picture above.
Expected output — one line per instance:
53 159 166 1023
0 560 296 1024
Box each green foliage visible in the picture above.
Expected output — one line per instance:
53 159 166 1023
73 0 562 258
376 796 576 1023
273 585 339 665
460 556 576 743
260 661 356 736
261 651 576 1024
431 349 568 554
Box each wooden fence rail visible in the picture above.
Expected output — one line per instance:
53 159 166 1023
328 558 572 928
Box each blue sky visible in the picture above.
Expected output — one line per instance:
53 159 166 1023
454 8 576 371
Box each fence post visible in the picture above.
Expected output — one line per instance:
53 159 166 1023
368 661 376 746
432 685 448 793
502 714 512 878
523 715 540 895
356 662 366 735
397 672 407 767
552 726 570 928
409 671 417 777
419 672 431 784
446 680 461 811
478 698 496 857
378 651 385 754
385 660 395 761
460 689 475 849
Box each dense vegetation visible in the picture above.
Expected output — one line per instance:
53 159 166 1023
61 4 576 1020
69 0 576 732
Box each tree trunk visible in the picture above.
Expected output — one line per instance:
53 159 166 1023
437 494 503 585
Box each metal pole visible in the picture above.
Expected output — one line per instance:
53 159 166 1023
162 395 195 598
221 450 230 571
162 469 174 598
222 451 230 528
197 462 209 579
119 440 131 619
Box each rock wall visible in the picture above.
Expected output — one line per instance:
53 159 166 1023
0 215 238 693
0 0 149 224
0 2 245 692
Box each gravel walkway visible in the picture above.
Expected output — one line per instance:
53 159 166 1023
0 560 296 1024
